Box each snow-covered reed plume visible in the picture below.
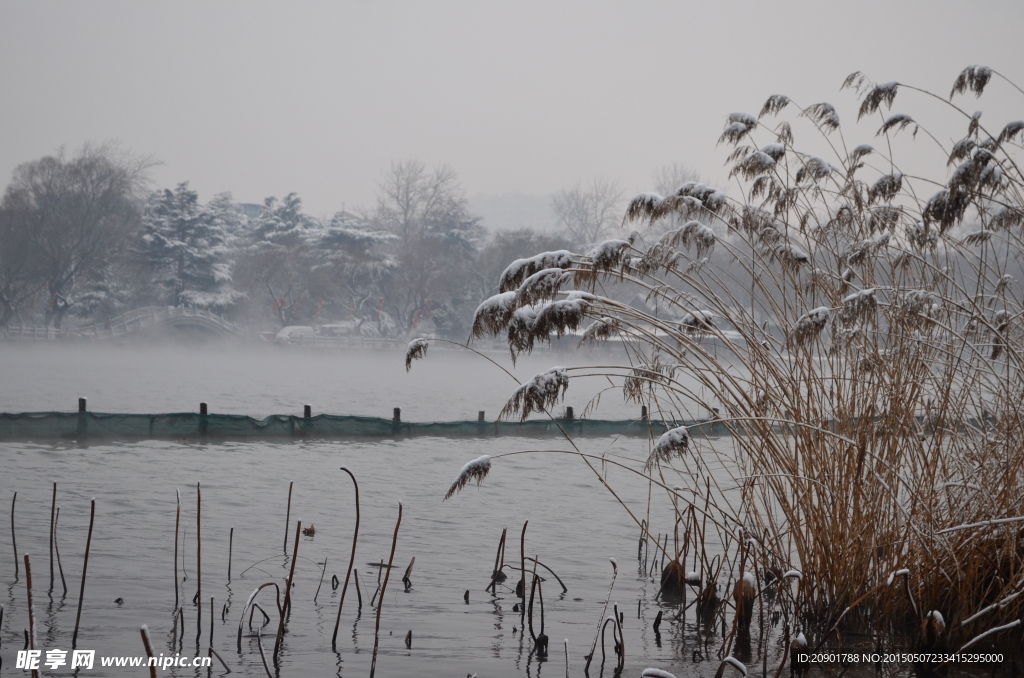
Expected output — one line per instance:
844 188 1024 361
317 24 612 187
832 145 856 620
498 250 575 293
499 367 569 421
513 268 575 307
789 307 831 346
444 455 492 500
405 338 428 372
647 425 689 471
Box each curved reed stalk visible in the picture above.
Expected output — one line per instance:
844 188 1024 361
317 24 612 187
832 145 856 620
331 466 360 649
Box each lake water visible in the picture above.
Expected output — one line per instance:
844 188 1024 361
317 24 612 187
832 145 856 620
0 344 908 677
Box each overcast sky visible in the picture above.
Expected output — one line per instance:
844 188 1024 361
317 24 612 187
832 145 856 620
2 1 1022 223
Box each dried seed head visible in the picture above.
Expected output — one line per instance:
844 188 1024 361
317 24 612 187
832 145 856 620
580 317 621 345
789 307 831 346
444 455 492 500
405 338 428 372
858 81 899 120
499 250 575 293
499 367 570 421
950 65 992 99
758 94 790 119
868 172 903 204
513 268 575 308
877 113 916 137
801 102 841 133
647 426 689 470
471 291 518 338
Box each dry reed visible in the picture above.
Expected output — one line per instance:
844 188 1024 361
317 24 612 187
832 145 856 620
71 498 95 649
369 503 402 678
10 492 17 579
140 624 157 678
24 554 38 678
332 466 360 648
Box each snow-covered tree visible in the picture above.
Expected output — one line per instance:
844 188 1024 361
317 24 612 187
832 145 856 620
138 182 241 309
0 144 151 328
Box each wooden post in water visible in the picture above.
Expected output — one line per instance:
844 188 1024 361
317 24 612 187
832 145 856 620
641 405 648 421
199 402 208 416
393 407 401 422
304 404 312 419
227 527 234 581
478 411 485 421
77 398 88 437
565 407 574 420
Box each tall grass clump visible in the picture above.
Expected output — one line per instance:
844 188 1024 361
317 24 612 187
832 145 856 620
440 66 1024 649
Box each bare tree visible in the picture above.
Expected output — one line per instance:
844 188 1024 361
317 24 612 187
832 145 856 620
372 160 483 335
0 144 153 328
550 178 623 245
651 163 701 197
0 204 46 327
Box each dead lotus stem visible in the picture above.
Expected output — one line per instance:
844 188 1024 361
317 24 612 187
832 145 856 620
256 626 272 678
519 521 528 600
174 489 180 609
48 482 56 593
71 498 95 649
236 583 282 652
488 527 508 592
10 492 18 579
195 481 202 645
332 466 360 649
53 507 68 596
584 559 618 675
283 480 293 552
24 554 39 678
369 502 402 678
274 520 302 659
314 556 328 603
140 625 157 678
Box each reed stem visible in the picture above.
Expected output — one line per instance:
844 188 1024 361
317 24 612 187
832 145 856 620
48 482 56 593
331 467 360 648
24 554 39 678
174 489 180 609
283 480 293 552
10 492 18 579
140 624 157 678
71 498 95 649
370 503 402 678
54 507 67 596
274 520 301 659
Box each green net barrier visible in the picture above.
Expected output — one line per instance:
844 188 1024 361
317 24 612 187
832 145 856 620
0 411 727 441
